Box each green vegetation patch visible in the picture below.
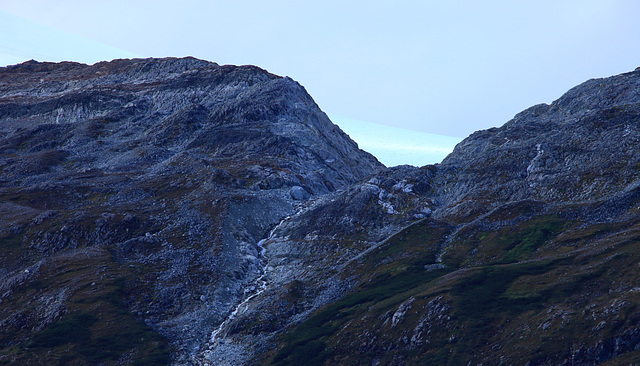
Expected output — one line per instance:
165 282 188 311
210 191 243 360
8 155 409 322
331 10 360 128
28 311 97 349
1 252 170 366
443 214 567 267
355 219 452 277
498 215 566 263
269 267 450 366
451 259 564 318
270 220 453 365
24 306 169 366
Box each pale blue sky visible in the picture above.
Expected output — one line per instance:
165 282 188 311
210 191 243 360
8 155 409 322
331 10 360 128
1 0 640 138
332 115 462 166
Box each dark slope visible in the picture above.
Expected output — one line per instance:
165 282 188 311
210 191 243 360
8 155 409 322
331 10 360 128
0 57 383 365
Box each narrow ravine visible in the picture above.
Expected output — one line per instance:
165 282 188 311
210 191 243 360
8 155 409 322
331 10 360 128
193 193 341 366
207 234 279 342
194 214 292 366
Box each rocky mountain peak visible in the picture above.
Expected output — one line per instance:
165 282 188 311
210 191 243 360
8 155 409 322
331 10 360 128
0 57 382 364
0 57 382 192
437 68 640 219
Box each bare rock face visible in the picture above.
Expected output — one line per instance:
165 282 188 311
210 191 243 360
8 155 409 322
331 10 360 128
0 58 382 364
437 69 640 220
0 57 381 192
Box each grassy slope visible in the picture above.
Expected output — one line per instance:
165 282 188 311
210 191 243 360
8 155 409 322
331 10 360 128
0 186 171 365
266 198 640 365
0 248 170 365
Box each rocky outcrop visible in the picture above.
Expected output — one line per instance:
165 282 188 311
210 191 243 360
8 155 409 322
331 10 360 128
437 69 640 220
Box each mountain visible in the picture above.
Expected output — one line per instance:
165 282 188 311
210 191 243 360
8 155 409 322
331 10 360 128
0 57 382 365
1 58 640 366
197 67 640 365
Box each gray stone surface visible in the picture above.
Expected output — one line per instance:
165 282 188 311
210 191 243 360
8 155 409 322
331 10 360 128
289 186 309 201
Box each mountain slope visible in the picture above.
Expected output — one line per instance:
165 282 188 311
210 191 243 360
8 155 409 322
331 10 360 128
0 57 383 365
209 69 640 366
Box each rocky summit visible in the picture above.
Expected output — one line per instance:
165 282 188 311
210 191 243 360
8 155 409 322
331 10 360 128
2 58 640 366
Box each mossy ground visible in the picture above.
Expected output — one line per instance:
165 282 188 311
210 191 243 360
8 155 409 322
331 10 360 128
0 185 173 365
0 250 170 365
